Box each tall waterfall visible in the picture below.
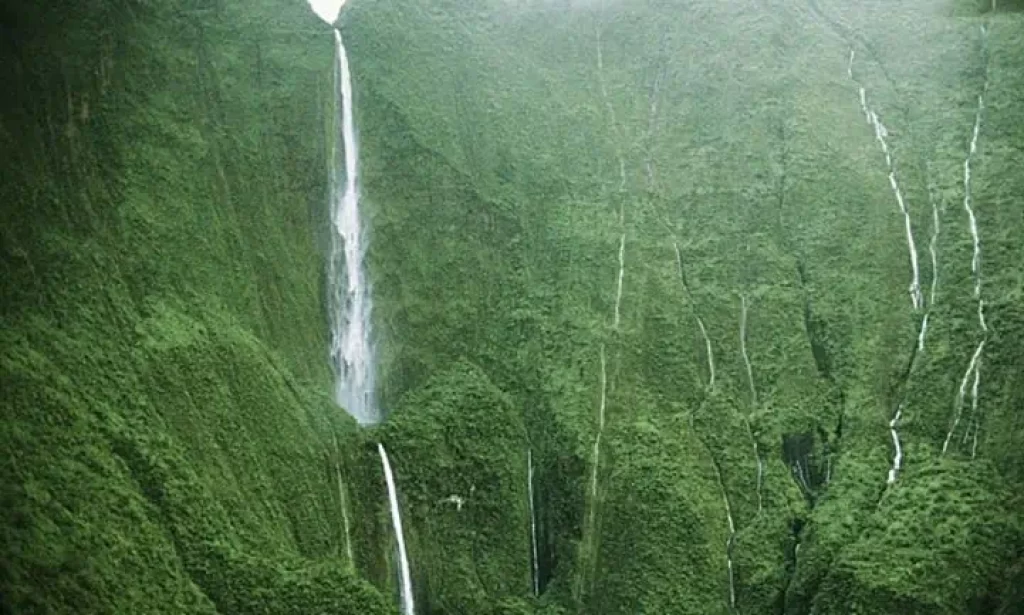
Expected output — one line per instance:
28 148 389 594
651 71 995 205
379 444 415 615
326 26 378 425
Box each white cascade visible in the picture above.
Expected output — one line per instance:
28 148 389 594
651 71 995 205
378 444 415 615
740 296 757 407
739 295 764 509
918 184 941 352
887 404 904 483
673 242 715 390
848 49 918 484
327 26 379 425
944 24 991 456
944 340 984 455
528 449 540 596
965 92 987 305
848 50 923 310
333 438 355 566
721 474 737 610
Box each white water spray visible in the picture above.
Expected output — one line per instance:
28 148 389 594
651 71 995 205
944 25 991 456
918 183 942 351
943 340 985 454
528 449 540 596
964 25 990 312
848 49 921 483
327 27 378 424
718 467 737 610
887 404 903 483
848 50 923 310
964 94 986 303
378 444 415 615
614 234 626 330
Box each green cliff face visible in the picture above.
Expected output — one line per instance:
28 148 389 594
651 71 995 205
1 1 390 612
2 0 1023 614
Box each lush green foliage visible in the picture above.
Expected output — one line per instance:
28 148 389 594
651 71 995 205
1 1 393 612
378 362 531 614
2 0 1022 613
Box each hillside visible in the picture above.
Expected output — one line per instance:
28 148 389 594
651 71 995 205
1 0 1022 614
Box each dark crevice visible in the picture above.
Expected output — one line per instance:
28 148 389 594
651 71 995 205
782 432 825 507
888 334 921 422
773 118 845 507
776 517 807 615
773 121 836 386
796 261 834 384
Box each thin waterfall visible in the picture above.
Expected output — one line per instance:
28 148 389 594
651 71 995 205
944 24 991 457
944 340 985 454
740 295 756 407
333 436 355 567
672 242 715 390
848 48 916 483
713 461 737 612
614 233 626 330
328 26 379 425
887 404 904 483
739 295 764 511
379 444 415 615
848 50 923 310
528 449 540 596
918 182 941 352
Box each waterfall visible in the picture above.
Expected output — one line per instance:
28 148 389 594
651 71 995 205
672 242 715 390
378 444 415 615
848 48 919 483
918 184 941 352
333 436 355 567
327 26 379 425
944 340 985 455
944 24 991 457
740 295 756 407
717 467 737 611
848 51 922 310
613 233 626 330
887 404 904 483
528 449 540 596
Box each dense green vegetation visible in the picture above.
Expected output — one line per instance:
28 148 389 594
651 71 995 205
1 1 392 612
2 0 1022 614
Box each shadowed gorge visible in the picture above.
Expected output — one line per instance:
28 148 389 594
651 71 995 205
2 0 1023 614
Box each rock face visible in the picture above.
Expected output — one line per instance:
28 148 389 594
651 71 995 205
2 1 1023 614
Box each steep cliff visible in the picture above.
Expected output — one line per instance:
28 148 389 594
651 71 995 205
2 0 1022 614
